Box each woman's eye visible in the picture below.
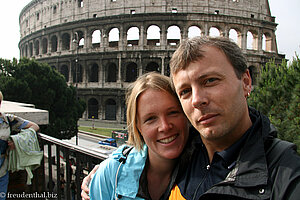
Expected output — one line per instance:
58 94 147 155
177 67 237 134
145 116 155 123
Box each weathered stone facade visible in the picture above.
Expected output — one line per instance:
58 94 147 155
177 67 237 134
19 0 284 123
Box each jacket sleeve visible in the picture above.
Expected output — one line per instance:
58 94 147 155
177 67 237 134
90 157 120 200
271 147 300 200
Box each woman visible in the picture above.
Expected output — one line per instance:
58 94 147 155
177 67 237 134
88 72 190 200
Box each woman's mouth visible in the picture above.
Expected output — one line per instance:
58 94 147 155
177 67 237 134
158 134 178 144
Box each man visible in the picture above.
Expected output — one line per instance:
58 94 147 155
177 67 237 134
0 91 39 200
169 36 300 199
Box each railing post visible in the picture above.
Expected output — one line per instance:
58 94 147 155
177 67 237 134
56 145 62 200
48 143 54 192
66 149 71 200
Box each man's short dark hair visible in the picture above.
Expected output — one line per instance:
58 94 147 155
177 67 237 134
170 36 248 79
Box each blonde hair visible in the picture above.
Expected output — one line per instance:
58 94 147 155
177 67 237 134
126 72 179 150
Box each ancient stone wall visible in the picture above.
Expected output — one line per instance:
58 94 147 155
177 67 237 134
19 0 284 122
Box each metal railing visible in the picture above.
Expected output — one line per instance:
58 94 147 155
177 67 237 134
29 133 108 200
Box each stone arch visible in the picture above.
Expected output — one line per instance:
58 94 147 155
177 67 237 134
88 98 99 119
51 35 58 52
167 25 181 46
34 40 40 55
105 98 116 120
228 27 242 47
108 27 120 47
209 26 220 37
25 44 28 57
127 26 139 46
247 30 258 50
62 33 71 50
147 25 160 46
92 29 101 48
125 62 138 82
188 25 201 38
145 62 160 73
73 64 83 83
106 62 117 82
89 63 99 82
60 65 69 82
29 42 33 57
42 38 48 54
263 32 273 52
75 30 85 48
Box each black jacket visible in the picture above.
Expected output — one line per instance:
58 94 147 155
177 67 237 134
178 107 300 200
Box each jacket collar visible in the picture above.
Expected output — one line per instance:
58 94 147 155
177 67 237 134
114 145 148 198
206 107 275 199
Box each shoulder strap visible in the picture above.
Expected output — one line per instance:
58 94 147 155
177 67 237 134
266 138 296 170
118 146 134 164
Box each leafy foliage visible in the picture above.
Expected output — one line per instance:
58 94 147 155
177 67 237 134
0 58 86 139
248 57 300 152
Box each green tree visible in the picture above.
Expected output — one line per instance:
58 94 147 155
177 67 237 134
248 57 300 151
0 58 86 139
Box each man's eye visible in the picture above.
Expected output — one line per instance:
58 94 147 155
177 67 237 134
179 88 191 97
206 78 218 84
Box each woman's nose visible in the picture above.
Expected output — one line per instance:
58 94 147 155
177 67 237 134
158 116 172 132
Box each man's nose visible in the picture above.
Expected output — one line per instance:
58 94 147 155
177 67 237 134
192 88 208 108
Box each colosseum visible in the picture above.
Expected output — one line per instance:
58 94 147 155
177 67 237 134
19 0 284 123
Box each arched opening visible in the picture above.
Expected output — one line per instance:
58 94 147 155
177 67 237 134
73 64 83 83
29 43 33 57
60 65 69 82
88 98 99 119
51 35 58 52
125 62 137 82
188 26 201 38
167 25 181 46
25 44 28 57
209 27 220 37
42 38 48 54
105 99 116 120
263 32 273 52
62 33 70 50
107 63 117 82
247 31 257 50
92 30 101 48
127 27 139 46
109 28 119 47
147 25 160 46
34 40 40 55
229 29 238 44
89 63 99 82
145 62 160 73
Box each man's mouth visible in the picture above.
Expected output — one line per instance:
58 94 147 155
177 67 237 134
198 114 219 125
158 134 178 144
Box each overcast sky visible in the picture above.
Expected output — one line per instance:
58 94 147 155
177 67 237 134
0 0 299 62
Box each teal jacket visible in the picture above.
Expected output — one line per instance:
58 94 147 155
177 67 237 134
8 128 43 185
90 145 147 200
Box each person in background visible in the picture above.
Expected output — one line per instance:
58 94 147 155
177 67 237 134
0 91 39 200
86 72 190 200
169 36 300 199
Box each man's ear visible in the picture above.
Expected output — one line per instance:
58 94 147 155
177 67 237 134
242 69 252 97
